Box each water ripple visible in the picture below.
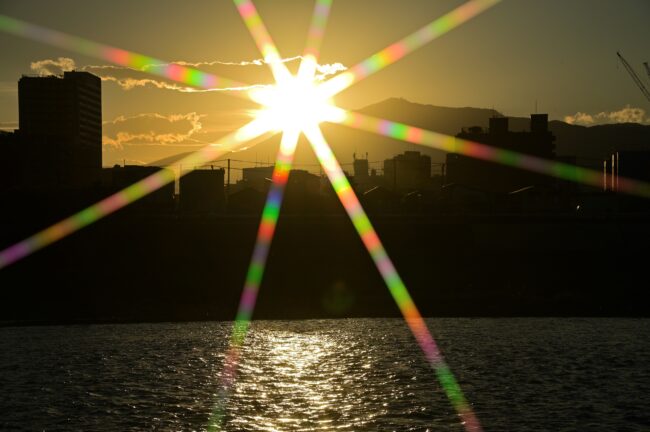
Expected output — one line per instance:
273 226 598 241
0 318 648 431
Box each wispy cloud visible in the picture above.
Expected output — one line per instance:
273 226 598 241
167 56 348 79
95 75 256 93
565 106 650 126
29 56 347 93
103 112 205 148
29 57 253 92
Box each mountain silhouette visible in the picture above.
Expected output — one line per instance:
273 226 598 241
350 98 650 165
146 98 650 172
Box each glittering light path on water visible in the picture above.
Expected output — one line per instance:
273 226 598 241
0 119 273 270
335 110 650 198
319 0 501 98
215 2 485 430
207 129 300 431
210 3 335 429
0 14 249 91
304 124 483 432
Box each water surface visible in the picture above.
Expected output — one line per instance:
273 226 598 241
1 318 648 431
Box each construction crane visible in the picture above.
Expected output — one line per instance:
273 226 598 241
616 51 650 103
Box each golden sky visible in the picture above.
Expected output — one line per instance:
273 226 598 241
0 0 649 167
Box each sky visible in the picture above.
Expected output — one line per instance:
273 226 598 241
0 0 649 167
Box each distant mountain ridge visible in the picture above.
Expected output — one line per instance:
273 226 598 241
356 98 650 163
148 98 650 169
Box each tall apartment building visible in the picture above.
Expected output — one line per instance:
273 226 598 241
18 71 102 189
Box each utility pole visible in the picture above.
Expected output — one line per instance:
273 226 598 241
227 158 231 200
616 152 619 192
611 154 616 191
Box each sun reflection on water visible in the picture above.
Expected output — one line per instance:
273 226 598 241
228 330 342 431
216 321 455 432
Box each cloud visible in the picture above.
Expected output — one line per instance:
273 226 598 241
95 75 255 93
606 106 648 123
138 56 344 73
103 112 205 148
315 62 347 80
28 56 348 93
565 106 650 126
30 57 76 75
85 56 346 91
564 112 595 125
151 57 286 69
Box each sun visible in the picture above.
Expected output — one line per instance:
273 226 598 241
248 58 345 134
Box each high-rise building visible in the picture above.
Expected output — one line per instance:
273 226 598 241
383 151 431 191
0 131 19 192
446 114 556 193
18 71 102 189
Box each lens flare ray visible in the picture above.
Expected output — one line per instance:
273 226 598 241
0 2 513 430
233 0 292 83
210 4 339 429
335 111 650 198
0 119 275 270
0 14 250 92
299 0 333 79
236 128 300 325
304 0 332 59
303 124 483 432
208 128 300 431
318 0 501 98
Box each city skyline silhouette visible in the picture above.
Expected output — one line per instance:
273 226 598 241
1 2 650 431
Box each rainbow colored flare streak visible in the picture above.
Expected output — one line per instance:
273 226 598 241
0 119 273 270
211 4 336 428
303 0 333 60
319 0 501 98
304 125 483 432
337 111 650 199
207 129 300 431
233 0 291 82
235 129 300 327
0 14 248 91
231 0 333 327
